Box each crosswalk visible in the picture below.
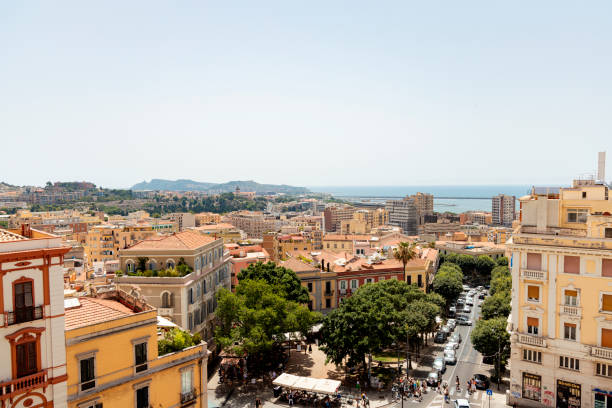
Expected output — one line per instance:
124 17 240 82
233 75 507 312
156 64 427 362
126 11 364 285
426 388 489 408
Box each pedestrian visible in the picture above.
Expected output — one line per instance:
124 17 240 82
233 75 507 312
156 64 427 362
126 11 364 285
356 380 360 393
471 379 476 394
365 393 370 407
308 344 312 353
288 391 294 407
255 397 262 408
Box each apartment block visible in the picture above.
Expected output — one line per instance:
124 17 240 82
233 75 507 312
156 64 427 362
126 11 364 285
64 290 208 408
410 192 434 225
507 180 612 408
84 223 157 267
323 206 356 232
117 231 231 343
492 194 516 226
0 226 71 408
226 212 275 238
386 198 418 235
167 213 196 232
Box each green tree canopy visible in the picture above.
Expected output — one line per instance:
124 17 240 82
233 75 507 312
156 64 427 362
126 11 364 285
475 255 496 276
238 261 310 304
470 317 510 381
496 256 509 266
490 272 512 296
481 292 512 320
432 265 463 307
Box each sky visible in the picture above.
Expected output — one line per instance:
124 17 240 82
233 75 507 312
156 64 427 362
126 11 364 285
1 1 611 189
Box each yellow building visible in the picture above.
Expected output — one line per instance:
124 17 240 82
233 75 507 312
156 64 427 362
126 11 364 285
280 257 338 312
65 289 208 408
191 223 243 243
508 180 612 408
84 223 157 266
195 212 222 226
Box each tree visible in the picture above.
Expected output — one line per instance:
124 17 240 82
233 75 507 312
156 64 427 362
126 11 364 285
456 254 476 274
432 268 463 308
496 256 509 266
393 242 417 280
237 261 310 304
136 257 149 272
481 292 512 319
475 255 496 277
490 273 512 296
471 317 510 386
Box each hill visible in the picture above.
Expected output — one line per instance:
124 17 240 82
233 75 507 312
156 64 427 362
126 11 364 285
131 179 309 195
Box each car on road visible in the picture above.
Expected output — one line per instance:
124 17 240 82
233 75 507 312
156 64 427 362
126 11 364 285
444 350 457 365
466 297 474 306
473 374 490 389
448 307 456 318
456 298 465 306
456 316 473 326
462 284 470 291
450 332 462 343
427 371 440 386
433 357 446 374
434 331 448 343
441 324 452 334
447 319 456 330
444 342 458 352
478 293 486 300
454 399 470 408
462 305 471 313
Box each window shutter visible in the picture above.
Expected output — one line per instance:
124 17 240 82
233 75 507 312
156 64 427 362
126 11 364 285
602 328 612 348
527 317 538 327
565 290 578 297
527 286 539 299
564 256 580 274
602 294 612 312
565 322 576 329
603 259 612 277
527 253 542 270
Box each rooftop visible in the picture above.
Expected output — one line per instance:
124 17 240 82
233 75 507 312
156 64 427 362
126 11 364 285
124 230 216 251
0 229 26 242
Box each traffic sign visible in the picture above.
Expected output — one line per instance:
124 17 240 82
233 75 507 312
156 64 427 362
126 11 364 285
486 389 493 396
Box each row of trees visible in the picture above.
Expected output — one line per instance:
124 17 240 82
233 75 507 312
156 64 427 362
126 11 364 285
145 192 268 215
439 252 506 278
320 279 444 384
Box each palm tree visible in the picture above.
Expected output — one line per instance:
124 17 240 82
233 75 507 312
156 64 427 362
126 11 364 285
393 242 416 282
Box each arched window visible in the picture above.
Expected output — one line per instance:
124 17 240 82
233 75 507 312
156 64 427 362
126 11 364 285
166 260 175 269
148 260 156 271
126 261 134 273
161 292 172 308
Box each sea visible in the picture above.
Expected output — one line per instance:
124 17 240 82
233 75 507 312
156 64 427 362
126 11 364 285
308 185 532 214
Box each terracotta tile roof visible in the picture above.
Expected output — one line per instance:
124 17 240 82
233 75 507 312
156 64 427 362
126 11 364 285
124 230 216 251
65 297 136 330
0 229 26 242
323 234 374 241
280 257 319 273
193 223 237 231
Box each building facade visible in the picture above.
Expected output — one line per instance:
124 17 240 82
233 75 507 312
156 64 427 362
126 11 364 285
492 194 516 226
65 290 208 408
386 198 418 235
507 180 612 408
0 226 71 408
323 206 356 232
117 231 231 344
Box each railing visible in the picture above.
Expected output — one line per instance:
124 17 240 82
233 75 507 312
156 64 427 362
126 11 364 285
180 388 197 405
158 308 174 316
591 346 612 360
520 269 547 281
518 334 546 348
0 370 48 401
6 306 44 326
560 305 581 317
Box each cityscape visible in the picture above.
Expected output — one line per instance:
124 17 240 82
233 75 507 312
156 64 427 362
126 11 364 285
2 2 612 408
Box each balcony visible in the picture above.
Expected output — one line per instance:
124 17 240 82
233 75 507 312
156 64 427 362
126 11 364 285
180 388 197 405
158 308 174 317
0 370 48 402
5 306 44 326
560 304 581 317
518 333 547 348
591 346 612 360
520 269 547 281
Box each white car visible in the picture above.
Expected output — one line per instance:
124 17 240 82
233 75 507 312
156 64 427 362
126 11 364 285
454 399 470 408
444 350 457 365
466 297 474 306
462 305 471 313
447 319 457 330
445 342 459 352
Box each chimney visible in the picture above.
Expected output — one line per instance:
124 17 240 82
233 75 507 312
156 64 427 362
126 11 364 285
598 151 606 182
21 223 32 238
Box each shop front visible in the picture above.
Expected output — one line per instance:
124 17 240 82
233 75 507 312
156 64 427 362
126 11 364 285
523 372 542 403
557 379 581 408
594 388 612 408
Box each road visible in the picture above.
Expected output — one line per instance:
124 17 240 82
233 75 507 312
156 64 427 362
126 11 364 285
394 296 497 408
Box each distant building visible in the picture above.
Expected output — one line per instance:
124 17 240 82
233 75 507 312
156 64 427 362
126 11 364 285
410 192 434 224
168 212 196 231
492 194 516 226
226 212 275 238
386 198 418 235
191 223 244 243
195 212 222 226
323 206 356 232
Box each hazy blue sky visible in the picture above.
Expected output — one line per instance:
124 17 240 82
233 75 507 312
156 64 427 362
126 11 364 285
1 1 611 188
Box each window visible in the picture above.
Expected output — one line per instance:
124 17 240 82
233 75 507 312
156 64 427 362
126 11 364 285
567 209 588 223
559 356 579 371
564 290 578 306
602 328 612 348
603 294 612 312
603 259 612 277
325 281 331 293
522 372 541 401
418 274 422 288
596 362 612 377
181 368 194 397
564 256 580 274
136 386 149 408
134 343 148 373
339 281 347 290
16 340 37 378
188 313 193 330
14 280 35 324
148 260 156 271
161 292 172 308
350 279 358 289
167 260 175 269
127 262 134 272
527 253 542 270
522 349 541 363
582 192 587 198
200 307 206 322
365 278 374 284
79 401 102 408
606 228 612 239
407 276 412 285
79 356 96 391
196 284 201 299
188 288 194 304
564 323 576 341
307 283 313 293
325 298 331 308
527 317 539 335
194 309 200 326
527 285 540 302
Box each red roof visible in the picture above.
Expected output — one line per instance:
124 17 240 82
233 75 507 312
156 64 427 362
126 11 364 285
124 230 216 251
65 297 136 330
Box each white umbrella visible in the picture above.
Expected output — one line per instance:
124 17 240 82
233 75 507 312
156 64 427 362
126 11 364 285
313 379 341 395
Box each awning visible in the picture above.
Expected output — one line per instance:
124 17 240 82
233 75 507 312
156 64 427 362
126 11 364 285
292 376 318 392
272 374 340 395
273 373 300 388
157 316 178 328
312 379 341 395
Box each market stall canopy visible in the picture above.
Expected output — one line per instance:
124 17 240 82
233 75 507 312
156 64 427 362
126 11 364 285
273 373 300 388
312 378 341 395
292 376 318 392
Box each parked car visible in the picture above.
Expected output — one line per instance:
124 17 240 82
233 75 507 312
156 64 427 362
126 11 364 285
433 357 446 374
473 374 490 389
454 399 470 408
462 305 471 313
444 342 458 352
447 319 456 330
462 284 470 291
448 308 456 318
444 350 457 365
456 316 473 326
427 371 440 386
450 332 462 343
466 297 474 306
434 332 448 343
456 298 465 306
478 293 486 300
441 325 452 334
